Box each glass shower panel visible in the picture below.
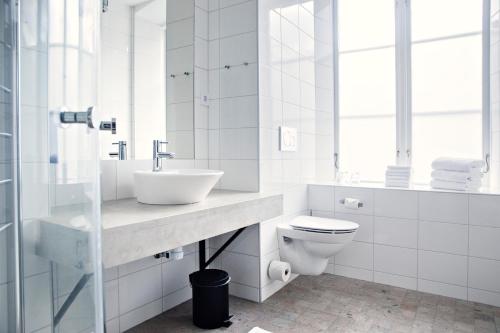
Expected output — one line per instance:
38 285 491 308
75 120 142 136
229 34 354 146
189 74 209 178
1 0 19 332
19 1 104 332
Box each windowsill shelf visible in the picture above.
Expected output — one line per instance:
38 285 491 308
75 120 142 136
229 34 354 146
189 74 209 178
308 180 500 196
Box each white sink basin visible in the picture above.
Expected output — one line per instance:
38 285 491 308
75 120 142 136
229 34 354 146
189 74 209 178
134 169 224 205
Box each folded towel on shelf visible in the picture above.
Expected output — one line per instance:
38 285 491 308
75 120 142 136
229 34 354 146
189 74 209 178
431 169 483 183
387 165 412 171
386 175 411 181
430 179 481 192
385 180 410 188
386 170 411 177
431 157 484 173
385 165 411 188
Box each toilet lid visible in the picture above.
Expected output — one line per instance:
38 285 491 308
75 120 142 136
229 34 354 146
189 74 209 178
290 216 359 233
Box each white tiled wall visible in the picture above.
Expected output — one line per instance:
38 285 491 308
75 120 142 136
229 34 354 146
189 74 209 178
194 1 210 167
101 222 283 332
257 0 334 300
309 184 500 308
207 0 260 192
208 225 262 302
103 244 199 333
208 220 297 303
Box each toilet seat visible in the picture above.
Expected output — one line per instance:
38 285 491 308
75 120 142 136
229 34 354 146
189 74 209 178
277 216 360 275
290 216 358 234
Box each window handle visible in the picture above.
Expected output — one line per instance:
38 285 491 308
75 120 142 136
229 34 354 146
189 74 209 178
484 153 490 174
334 153 339 170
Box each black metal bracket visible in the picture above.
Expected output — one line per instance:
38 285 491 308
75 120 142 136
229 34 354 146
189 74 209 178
199 227 247 270
53 273 93 327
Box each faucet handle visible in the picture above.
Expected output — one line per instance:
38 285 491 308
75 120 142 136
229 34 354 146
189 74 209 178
153 139 169 152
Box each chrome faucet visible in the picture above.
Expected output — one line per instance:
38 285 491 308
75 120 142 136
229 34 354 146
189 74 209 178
109 141 127 160
153 140 175 171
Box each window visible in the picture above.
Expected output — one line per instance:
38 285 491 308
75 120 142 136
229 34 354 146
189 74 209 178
337 0 396 181
411 0 484 182
334 0 489 184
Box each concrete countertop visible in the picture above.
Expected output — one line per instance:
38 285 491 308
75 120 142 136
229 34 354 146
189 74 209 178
38 190 283 270
101 190 283 267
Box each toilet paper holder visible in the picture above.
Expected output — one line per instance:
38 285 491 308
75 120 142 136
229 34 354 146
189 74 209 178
339 198 364 208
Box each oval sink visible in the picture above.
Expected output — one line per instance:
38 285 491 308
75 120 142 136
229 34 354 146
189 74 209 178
134 169 224 205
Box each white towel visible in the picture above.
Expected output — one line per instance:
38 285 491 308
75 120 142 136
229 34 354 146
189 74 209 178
386 175 410 181
431 179 481 191
431 157 484 173
387 165 411 171
386 170 411 177
385 180 410 188
431 170 482 183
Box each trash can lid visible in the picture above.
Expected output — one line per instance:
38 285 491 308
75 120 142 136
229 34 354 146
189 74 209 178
189 269 230 287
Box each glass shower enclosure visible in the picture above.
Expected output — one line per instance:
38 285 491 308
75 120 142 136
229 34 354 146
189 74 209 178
1 0 21 332
1 0 105 332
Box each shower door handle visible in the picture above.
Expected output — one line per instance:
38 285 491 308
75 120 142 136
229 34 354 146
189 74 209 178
59 106 116 134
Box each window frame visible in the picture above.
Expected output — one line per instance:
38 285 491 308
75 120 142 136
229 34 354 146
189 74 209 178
332 0 492 184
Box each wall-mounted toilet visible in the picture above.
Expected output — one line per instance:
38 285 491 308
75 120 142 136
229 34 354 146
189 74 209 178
277 216 359 275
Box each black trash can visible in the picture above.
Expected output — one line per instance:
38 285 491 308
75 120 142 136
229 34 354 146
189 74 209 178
189 269 231 329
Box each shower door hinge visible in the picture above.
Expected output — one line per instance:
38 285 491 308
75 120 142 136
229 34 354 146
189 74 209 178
59 106 117 134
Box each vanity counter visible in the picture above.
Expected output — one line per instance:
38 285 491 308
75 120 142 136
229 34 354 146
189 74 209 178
102 190 283 267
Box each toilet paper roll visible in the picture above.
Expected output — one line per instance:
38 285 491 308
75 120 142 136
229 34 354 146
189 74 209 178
268 260 291 282
343 197 360 209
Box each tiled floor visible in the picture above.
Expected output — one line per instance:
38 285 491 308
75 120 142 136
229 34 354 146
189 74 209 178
127 274 500 333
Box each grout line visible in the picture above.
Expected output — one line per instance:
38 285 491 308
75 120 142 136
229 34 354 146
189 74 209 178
165 15 195 26
216 29 257 42
117 274 121 332
467 194 470 301
166 43 195 52
417 191 420 291
163 284 190 298
372 189 375 277
160 257 165 311
118 296 163 319
230 280 260 290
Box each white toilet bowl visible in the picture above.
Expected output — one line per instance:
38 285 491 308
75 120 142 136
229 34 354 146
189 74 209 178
277 216 359 275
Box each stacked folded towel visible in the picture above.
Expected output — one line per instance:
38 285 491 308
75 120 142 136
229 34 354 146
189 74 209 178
385 165 411 188
430 157 484 191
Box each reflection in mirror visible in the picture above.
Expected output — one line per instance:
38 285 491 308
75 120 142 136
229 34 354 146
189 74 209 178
165 0 195 159
133 0 167 159
99 0 195 160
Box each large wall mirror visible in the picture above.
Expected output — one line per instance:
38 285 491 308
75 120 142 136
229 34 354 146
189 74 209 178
100 0 194 160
